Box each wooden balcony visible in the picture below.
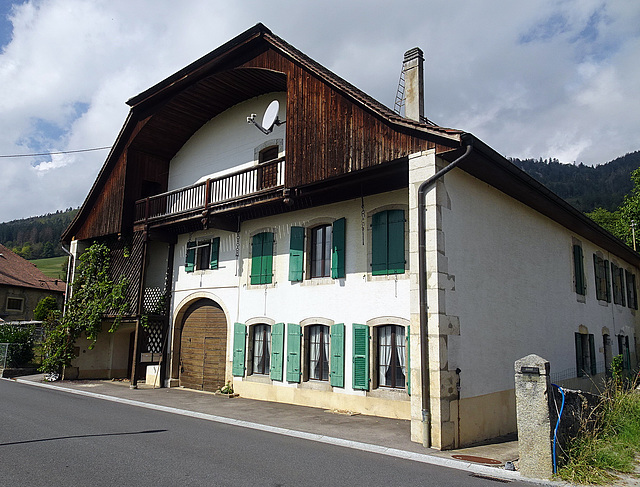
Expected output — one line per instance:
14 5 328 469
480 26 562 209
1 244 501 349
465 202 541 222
134 158 285 225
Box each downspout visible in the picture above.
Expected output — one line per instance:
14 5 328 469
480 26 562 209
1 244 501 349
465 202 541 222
60 243 73 316
418 140 472 447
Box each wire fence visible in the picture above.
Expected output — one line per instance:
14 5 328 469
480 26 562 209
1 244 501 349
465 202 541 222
0 343 8 370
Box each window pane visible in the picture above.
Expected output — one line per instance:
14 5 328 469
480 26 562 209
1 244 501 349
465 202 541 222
311 225 331 278
253 324 271 374
308 325 329 380
378 325 406 389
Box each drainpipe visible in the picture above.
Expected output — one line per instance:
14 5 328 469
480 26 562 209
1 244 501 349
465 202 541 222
60 243 73 316
418 140 472 447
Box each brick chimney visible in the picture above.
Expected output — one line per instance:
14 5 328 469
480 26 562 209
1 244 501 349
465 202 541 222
403 47 424 122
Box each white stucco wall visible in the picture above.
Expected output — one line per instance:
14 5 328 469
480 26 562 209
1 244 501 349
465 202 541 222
167 92 287 190
440 168 639 399
168 189 411 393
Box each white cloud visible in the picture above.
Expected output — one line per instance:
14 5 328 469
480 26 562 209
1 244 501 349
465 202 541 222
0 0 639 222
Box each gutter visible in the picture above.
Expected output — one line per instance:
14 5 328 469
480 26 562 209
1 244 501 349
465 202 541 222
417 139 473 447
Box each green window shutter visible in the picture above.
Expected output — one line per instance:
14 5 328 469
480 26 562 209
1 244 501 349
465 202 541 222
261 232 274 284
286 323 302 382
406 326 411 396
330 323 345 387
593 254 600 299
331 218 346 279
619 268 626 307
352 324 370 390
573 245 585 295
185 241 196 273
251 233 274 285
604 260 611 302
270 322 284 381
209 237 220 270
251 233 264 284
371 211 388 275
588 334 597 376
624 337 631 370
575 332 584 377
232 323 246 377
289 226 305 282
387 210 405 274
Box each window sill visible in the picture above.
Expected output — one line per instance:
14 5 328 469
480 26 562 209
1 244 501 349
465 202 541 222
367 272 408 283
368 387 409 401
299 277 335 287
244 374 272 384
299 380 332 392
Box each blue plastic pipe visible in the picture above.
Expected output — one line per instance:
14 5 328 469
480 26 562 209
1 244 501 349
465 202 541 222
551 383 565 474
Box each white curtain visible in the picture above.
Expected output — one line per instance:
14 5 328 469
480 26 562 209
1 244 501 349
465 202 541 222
322 327 330 378
396 327 406 382
379 326 392 386
253 325 270 374
309 326 321 379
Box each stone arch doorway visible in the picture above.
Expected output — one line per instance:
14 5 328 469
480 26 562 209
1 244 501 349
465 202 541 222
179 298 228 392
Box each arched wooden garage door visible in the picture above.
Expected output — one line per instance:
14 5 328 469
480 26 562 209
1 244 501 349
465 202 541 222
179 299 228 392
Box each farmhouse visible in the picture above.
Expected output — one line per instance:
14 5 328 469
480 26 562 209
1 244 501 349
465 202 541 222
0 243 65 322
62 24 638 449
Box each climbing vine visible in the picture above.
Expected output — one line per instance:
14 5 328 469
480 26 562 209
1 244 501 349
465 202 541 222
40 242 129 376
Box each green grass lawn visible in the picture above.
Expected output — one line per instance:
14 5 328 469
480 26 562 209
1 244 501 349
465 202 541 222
30 256 68 280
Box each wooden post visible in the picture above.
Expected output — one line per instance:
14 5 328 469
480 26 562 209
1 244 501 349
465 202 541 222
130 230 149 389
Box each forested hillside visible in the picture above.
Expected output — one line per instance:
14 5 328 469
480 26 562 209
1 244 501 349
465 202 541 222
0 208 78 259
511 151 640 212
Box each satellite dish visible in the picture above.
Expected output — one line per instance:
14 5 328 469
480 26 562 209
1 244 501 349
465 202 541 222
262 100 280 131
247 99 284 134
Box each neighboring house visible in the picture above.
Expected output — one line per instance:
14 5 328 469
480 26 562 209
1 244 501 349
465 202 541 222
0 244 65 322
61 24 639 450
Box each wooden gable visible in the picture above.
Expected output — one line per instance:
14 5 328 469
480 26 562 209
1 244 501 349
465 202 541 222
63 24 460 242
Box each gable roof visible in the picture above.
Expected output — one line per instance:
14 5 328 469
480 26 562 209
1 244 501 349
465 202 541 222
0 244 66 294
62 23 462 242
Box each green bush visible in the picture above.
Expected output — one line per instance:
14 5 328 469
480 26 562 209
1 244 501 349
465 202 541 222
33 295 60 321
0 325 35 367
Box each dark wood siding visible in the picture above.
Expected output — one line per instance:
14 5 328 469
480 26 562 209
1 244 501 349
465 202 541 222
74 152 127 241
242 49 438 187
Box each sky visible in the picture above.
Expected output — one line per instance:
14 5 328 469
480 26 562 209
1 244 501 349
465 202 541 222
1 0 639 223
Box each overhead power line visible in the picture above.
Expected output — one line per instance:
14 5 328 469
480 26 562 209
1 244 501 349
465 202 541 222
0 146 112 158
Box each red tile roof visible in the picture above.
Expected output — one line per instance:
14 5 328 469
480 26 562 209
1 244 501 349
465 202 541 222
0 244 66 294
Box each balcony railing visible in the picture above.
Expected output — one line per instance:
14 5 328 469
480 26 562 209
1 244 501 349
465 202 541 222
135 158 285 223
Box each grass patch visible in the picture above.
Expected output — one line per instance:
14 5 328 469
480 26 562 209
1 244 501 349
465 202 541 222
556 377 640 484
30 256 68 280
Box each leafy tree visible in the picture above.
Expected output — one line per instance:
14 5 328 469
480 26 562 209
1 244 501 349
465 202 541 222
33 296 60 321
40 242 128 375
586 207 625 239
616 167 640 249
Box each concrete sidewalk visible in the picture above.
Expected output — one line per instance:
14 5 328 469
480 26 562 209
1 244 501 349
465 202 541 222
9 374 536 484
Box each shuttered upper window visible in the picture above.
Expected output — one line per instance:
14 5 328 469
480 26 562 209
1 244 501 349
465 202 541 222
288 218 345 282
371 210 405 275
185 237 220 272
625 270 638 309
611 262 626 306
572 244 586 295
593 254 611 302
251 232 274 285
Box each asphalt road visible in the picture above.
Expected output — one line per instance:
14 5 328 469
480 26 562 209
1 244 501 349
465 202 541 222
0 379 532 486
